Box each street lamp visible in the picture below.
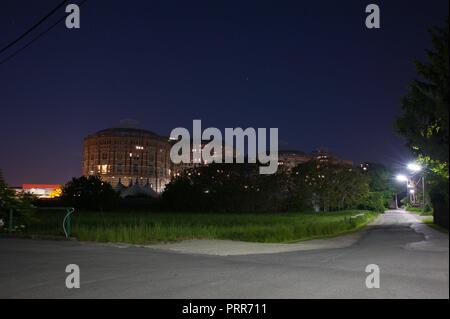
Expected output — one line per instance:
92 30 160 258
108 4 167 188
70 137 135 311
407 163 422 173
396 174 408 183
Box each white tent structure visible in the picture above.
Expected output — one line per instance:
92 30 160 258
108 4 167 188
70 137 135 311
114 178 127 193
118 178 158 198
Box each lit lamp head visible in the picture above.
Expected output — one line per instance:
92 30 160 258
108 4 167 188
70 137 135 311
407 163 422 172
396 174 408 183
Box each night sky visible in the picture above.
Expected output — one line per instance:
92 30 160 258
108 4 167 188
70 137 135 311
0 0 448 186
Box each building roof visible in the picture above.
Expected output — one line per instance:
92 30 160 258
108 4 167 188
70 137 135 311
93 127 160 137
85 127 169 143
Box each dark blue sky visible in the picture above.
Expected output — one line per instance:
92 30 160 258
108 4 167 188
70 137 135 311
0 0 448 185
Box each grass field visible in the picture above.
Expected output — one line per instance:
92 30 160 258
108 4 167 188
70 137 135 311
406 206 433 216
17 210 380 244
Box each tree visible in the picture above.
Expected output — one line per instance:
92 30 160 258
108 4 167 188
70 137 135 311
0 169 35 231
396 18 449 228
289 161 371 212
62 176 118 211
362 163 399 208
162 163 287 213
396 19 449 176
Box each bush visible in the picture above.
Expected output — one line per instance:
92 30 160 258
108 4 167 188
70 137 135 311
0 171 36 232
429 178 449 228
162 163 288 213
358 192 385 213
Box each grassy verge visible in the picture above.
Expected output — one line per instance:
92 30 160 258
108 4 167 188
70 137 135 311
406 206 433 216
16 210 379 244
422 216 449 234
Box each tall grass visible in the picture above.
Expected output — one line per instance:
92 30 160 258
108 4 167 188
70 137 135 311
24 210 379 244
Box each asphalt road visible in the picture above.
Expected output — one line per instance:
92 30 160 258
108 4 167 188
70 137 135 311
0 210 448 299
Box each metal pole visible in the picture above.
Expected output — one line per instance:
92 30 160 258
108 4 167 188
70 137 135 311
406 180 409 207
67 213 71 237
8 208 13 232
62 208 75 239
65 208 72 238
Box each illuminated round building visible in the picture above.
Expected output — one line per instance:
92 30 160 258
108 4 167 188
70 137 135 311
82 127 172 192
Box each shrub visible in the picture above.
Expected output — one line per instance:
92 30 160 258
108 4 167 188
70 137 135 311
0 171 36 232
62 176 119 211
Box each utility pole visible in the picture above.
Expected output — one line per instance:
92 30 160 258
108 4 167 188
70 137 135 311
395 193 399 209
422 175 426 214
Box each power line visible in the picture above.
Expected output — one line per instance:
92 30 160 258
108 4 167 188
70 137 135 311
0 0 88 66
0 0 68 55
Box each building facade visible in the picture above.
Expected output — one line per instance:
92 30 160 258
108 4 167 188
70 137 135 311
311 149 353 167
82 128 172 192
21 184 62 198
278 150 311 171
169 138 237 176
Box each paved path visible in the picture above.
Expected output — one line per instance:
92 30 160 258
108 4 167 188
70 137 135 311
145 233 362 256
0 210 448 298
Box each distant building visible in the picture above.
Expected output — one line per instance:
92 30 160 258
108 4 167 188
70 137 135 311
311 149 353 167
360 162 370 172
82 127 238 193
278 150 311 170
82 127 172 192
169 137 236 176
278 149 353 171
21 184 62 198
82 127 354 193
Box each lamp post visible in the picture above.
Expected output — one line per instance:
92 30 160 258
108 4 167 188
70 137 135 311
396 174 409 209
407 163 425 214
395 162 427 211
409 189 416 204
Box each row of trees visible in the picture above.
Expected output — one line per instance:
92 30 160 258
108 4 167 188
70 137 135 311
162 160 395 213
162 163 286 212
396 18 449 228
41 158 396 213
1 160 397 214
